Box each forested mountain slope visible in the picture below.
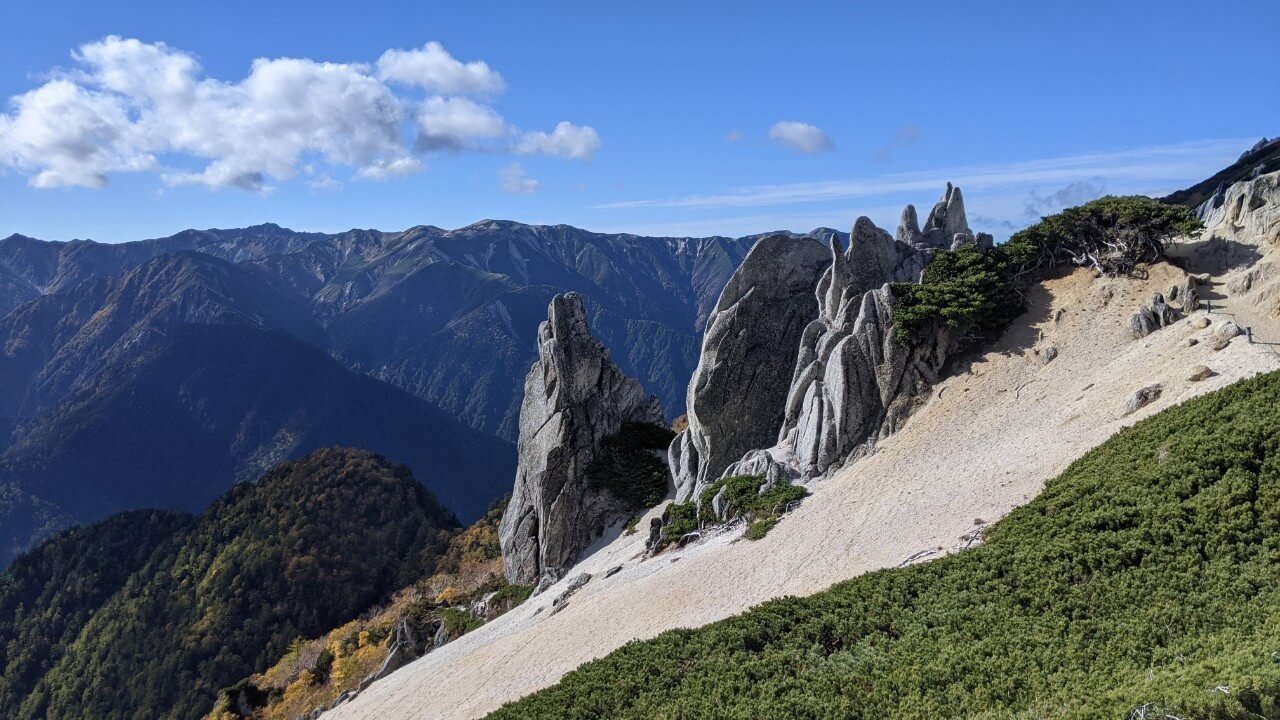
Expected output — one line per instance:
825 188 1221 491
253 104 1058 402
0 448 459 720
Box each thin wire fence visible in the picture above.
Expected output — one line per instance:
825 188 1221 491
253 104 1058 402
1201 299 1280 362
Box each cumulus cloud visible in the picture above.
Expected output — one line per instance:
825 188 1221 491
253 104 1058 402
415 96 508 151
768 121 833 154
376 41 504 95
0 36 598 190
1023 179 1107 217
498 162 538 194
516 121 602 160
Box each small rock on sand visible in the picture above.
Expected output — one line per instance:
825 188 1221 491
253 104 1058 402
1190 316 1211 329
1188 365 1213 381
1125 384 1163 415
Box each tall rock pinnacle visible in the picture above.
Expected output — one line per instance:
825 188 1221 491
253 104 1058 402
498 293 664 588
668 235 829 502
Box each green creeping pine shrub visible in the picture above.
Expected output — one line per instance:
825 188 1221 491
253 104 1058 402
586 422 676 509
653 476 807 549
890 243 1023 346
488 370 1280 720
697 474 807 524
745 517 778 541
439 607 484 636
1194 683 1280 719
1003 194 1203 277
891 196 1201 347
659 501 699 547
489 583 534 613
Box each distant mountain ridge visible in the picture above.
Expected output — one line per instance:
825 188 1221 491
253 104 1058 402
0 220 838 567
0 221 836 438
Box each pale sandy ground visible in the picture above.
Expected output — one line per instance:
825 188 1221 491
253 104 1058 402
330 228 1280 720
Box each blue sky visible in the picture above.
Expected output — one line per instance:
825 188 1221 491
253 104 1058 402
1 1 1277 243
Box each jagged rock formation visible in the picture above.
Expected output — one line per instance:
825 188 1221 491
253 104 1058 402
675 185 984 497
767 193 972 479
499 293 664 588
923 182 971 248
1129 277 1201 339
775 280 957 478
1165 136 1280 210
921 182 994 251
1129 293 1179 338
668 236 829 502
1198 168 1280 249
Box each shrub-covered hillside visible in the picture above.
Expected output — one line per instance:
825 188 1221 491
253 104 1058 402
206 499 533 720
0 447 459 720
893 195 1202 348
489 370 1280 719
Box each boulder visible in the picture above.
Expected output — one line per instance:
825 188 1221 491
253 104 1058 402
1190 316 1211 329
1216 320 1244 339
499 293 665 588
669 235 829 501
720 448 797 490
1129 293 1180 338
1188 365 1213 381
1167 278 1200 313
1125 384 1163 415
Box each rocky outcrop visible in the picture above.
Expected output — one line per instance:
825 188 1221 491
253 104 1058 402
1129 278 1202 338
1129 293 1179 338
668 235 829 501
676 185 981 494
921 182 993 250
765 189 979 480
923 182 971 247
1194 150 1280 248
499 293 664 588
776 280 956 478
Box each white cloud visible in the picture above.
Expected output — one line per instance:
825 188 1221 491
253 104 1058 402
355 156 426 180
0 78 155 188
0 36 597 190
768 121 833 154
376 41 504 95
517 121 602 160
415 96 508 151
499 162 538 194
725 130 743 142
